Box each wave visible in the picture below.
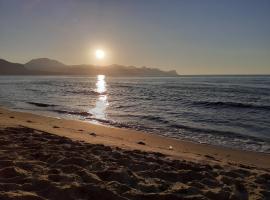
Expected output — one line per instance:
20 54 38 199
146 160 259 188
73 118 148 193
27 102 57 108
67 90 106 95
27 102 92 117
26 89 41 92
170 123 269 142
114 85 133 88
114 105 135 109
193 101 270 110
86 117 155 132
86 117 134 129
53 109 91 117
141 115 170 124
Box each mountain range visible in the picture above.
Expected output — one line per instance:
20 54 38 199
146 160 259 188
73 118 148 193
0 58 179 76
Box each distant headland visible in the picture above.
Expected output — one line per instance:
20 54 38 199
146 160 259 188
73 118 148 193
0 58 179 77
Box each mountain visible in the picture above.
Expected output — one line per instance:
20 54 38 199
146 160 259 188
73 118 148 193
25 58 67 72
0 59 29 75
0 58 179 76
24 58 179 76
61 64 178 76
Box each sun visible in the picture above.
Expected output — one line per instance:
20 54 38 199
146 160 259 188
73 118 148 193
95 49 105 60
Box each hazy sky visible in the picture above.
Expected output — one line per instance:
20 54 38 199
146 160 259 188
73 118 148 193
0 0 269 74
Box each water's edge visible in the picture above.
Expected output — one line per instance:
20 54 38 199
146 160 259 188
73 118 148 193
1 76 269 153
3 105 269 155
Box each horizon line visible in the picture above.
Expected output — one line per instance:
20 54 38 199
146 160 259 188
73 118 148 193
1 57 269 76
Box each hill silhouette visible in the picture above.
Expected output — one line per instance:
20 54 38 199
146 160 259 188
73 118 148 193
0 59 29 75
25 58 67 72
0 58 179 76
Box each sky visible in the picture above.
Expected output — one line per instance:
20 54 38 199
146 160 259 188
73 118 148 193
0 0 269 75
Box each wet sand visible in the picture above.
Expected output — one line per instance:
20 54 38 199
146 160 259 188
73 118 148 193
0 107 269 199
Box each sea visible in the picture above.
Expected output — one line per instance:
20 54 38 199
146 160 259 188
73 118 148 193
0 75 269 153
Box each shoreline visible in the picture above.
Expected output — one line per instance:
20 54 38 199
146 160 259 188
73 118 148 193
1 107 269 169
5 106 270 154
8 101 270 154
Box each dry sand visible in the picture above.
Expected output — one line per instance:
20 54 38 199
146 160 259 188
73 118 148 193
0 107 269 199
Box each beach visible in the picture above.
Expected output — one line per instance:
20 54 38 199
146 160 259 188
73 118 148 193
1 0 270 199
0 107 269 200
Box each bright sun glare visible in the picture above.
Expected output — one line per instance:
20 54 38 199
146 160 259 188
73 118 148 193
95 49 105 60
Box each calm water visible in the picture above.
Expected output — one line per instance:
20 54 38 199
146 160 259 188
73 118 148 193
1 75 270 153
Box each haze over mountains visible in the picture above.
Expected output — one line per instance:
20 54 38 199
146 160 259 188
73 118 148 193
0 58 179 76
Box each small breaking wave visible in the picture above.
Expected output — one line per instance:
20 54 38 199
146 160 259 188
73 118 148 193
169 123 269 142
141 115 170 124
86 117 156 132
53 109 91 117
193 101 270 110
27 102 57 108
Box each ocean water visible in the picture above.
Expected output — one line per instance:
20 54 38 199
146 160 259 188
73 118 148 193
0 75 270 153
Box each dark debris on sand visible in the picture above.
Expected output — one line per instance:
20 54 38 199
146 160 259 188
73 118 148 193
89 132 97 137
0 127 269 200
137 141 146 145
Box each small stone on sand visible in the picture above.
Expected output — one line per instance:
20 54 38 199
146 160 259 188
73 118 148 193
137 141 146 145
89 132 97 137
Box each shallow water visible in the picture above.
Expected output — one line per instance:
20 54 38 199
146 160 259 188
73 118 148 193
0 75 270 153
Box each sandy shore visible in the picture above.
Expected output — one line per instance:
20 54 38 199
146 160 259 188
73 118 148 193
0 107 269 199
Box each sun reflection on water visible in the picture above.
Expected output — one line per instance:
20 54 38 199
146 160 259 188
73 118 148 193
96 75 106 94
90 75 109 120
